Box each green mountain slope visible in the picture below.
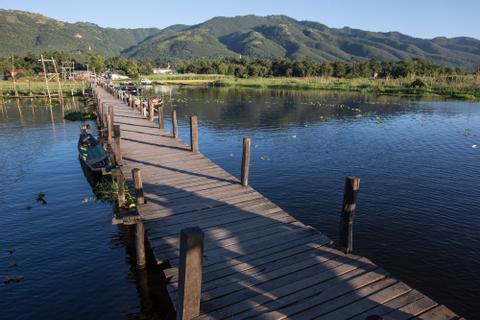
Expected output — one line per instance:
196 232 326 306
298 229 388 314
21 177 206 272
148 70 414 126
0 9 160 55
1 10 479 69
126 15 480 69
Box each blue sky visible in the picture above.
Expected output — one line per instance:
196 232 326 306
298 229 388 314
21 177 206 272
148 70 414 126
1 0 479 39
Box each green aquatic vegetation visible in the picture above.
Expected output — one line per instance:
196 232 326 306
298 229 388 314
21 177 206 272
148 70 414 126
462 128 472 137
4 275 24 284
373 116 383 124
94 177 136 210
82 196 96 204
36 192 47 204
64 111 97 121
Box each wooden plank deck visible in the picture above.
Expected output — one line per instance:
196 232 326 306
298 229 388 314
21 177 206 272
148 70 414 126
93 84 461 320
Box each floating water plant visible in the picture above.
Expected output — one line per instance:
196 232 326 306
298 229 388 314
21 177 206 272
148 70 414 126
94 177 136 210
36 192 47 204
64 111 97 121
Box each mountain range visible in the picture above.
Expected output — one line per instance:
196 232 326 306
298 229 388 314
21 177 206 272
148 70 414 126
1 9 480 69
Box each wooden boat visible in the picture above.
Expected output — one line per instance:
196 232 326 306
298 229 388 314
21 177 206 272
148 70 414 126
78 125 112 174
118 84 141 95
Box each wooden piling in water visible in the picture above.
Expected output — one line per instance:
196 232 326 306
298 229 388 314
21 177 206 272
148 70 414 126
172 110 178 139
132 168 144 205
113 124 122 165
135 223 146 269
176 227 204 320
190 116 198 153
107 113 113 145
340 176 360 254
241 137 251 186
149 103 154 121
158 106 164 129
116 173 125 209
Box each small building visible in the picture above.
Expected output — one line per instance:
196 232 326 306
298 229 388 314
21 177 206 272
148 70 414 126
72 70 94 81
152 68 177 75
105 72 130 80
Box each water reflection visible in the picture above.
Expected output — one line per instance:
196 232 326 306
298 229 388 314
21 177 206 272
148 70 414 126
0 99 170 320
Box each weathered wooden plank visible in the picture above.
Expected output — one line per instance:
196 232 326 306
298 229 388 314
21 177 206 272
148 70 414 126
383 296 439 319
349 289 424 320
318 281 412 320
413 305 460 320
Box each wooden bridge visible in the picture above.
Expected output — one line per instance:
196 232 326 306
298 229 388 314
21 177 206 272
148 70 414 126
92 82 460 320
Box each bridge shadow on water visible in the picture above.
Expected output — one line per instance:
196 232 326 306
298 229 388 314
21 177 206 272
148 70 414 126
129 176 430 319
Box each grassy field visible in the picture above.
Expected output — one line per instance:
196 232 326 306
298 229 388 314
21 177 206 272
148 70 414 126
0 79 89 97
135 74 480 100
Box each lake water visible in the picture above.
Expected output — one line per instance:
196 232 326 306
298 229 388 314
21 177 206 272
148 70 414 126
1 87 479 318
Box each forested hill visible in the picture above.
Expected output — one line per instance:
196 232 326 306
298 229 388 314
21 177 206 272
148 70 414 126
1 10 480 70
0 10 160 56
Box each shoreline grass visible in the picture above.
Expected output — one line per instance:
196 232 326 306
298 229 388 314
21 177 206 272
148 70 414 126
136 74 480 101
0 79 88 97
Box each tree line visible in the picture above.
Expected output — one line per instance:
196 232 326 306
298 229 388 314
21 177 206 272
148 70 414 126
0 52 154 78
1 51 478 80
176 57 477 79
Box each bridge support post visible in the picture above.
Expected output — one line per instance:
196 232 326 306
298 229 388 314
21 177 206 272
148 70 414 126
132 167 146 269
149 103 154 121
190 116 198 153
132 168 144 205
135 223 146 269
113 124 122 165
172 110 178 139
115 172 125 209
176 227 204 320
340 176 360 254
107 111 113 145
241 137 251 186
158 106 164 129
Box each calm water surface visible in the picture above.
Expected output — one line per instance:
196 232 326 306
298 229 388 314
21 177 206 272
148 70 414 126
1 87 479 318
0 98 171 320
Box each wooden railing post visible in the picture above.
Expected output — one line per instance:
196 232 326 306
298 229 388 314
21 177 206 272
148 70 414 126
116 173 125 209
158 106 164 129
172 110 178 139
149 103 154 121
113 124 122 165
132 168 144 205
176 227 204 320
98 102 104 128
135 222 146 269
190 116 198 153
340 176 360 254
241 137 251 186
132 169 146 270
107 111 113 145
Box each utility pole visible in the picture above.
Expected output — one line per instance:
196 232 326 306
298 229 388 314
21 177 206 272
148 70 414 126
11 56 18 97
51 57 64 105
39 55 52 103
